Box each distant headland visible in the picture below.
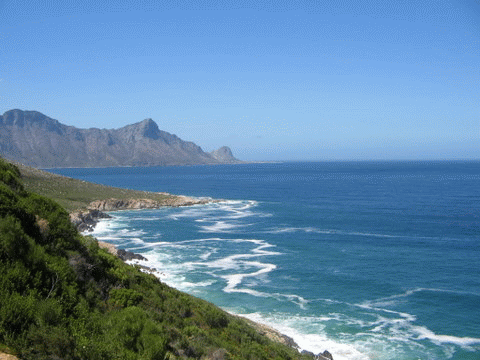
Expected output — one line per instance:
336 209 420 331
0 109 241 168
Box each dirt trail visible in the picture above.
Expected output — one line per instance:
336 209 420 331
0 352 18 360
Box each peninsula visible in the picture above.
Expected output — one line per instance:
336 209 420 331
0 109 241 168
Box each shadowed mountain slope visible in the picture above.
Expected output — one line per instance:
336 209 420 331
0 109 240 167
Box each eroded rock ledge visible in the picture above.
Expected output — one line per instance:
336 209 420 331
88 196 215 211
70 196 217 232
70 209 112 232
96 241 146 262
242 318 334 360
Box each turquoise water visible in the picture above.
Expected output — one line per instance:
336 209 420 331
50 161 480 359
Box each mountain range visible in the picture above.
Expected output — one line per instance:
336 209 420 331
0 109 240 167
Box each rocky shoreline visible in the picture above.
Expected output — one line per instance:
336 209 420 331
69 197 334 360
88 195 216 211
70 209 112 232
242 318 334 360
70 195 217 232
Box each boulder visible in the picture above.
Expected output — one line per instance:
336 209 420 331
70 209 111 232
117 248 147 261
318 350 333 360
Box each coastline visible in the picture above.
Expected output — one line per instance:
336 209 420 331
72 198 336 360
70 195 218 231
34 161 480 360
108 243 335 360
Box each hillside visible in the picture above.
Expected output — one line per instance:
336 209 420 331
0 110 241 168
0 157 327 359
16 162 210 212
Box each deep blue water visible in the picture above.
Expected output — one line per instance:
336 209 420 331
49 161 480 359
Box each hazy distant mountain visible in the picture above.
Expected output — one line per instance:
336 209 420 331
209 146 238 162
0 109 241 167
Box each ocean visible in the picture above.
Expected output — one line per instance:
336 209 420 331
49 161 480 360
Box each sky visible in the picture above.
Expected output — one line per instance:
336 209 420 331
0 0 479 161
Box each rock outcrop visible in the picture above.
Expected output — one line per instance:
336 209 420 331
70 196 215 232
69 209 112 232
97 241 146 261
87 196 214 211
210 146 240 163
0 109 241 167
300 350 334 360
0 352 19 360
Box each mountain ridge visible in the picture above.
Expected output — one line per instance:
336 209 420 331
0 109 240 167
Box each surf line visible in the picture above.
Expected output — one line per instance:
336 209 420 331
71 195 221 232
81 201 342 359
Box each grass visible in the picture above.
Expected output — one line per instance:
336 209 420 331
17 163 177 212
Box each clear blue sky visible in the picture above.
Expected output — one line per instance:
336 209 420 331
1 0 478 161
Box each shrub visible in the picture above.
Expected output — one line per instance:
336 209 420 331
0 216 31 262
206 307 229 329
35 299 64 327
0 292 36 338
105 307 168 360
22 325 75 360
109 288 144 308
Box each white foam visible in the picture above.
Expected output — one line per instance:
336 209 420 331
152 238 314 310
128 237 301 308
238 309 471 360
176 280 217 291
88 217 122 234
126 216 164 221
238 312 369 360
118 228 145 236
128 252 188 287
266 226 415 239
222 262 277 294
128 241 170 250
199 220 250 233
351 293 480 355
199 250 215 260
274 293 309 310
217 199 258 209
88 202 480 359
361 287 480 314
95 236 124 242
166 200 262 226
167 206 209 220
355 302 417 323
413 326 480 349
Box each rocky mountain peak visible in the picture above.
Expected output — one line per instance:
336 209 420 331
138 118 161 140
210 146 239 162
0 109 241 167
1 109 63 134
2 109 31 127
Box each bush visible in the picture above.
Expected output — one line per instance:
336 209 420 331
0 216 31 262
0 292 36 338
109 288 144 308
35 299 64 327
0 160 23 192
206 307 229 329
105 307 168 360
22 325 75 360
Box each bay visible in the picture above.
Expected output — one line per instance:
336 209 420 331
49 161 480 359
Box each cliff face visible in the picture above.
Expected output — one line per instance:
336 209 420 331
0 109 240 167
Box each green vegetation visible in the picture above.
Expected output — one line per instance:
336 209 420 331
0 157 312 359
17 163 175 212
